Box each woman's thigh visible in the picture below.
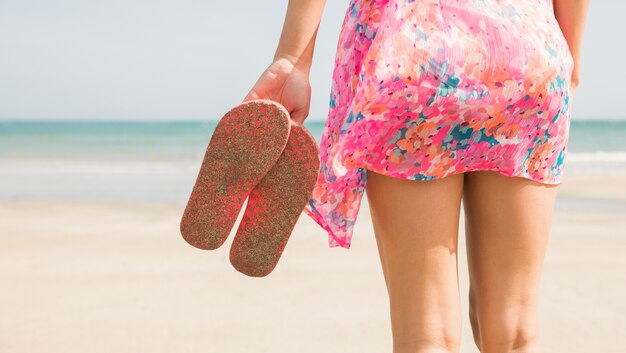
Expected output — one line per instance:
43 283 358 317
365 170 465 352
462 170 559 351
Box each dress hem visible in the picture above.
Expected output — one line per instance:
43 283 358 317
304 162 565 250
357 163 565 186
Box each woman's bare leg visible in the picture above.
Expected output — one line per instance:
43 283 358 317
365 170 465 353
463 170 558 353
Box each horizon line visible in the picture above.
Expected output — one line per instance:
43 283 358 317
1 117 626 123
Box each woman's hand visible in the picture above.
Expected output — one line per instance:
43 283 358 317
243 57 312 125
553 0 588 104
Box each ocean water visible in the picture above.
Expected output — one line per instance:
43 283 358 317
1 120 625 202
2 120 626 158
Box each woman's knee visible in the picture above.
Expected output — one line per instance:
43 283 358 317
393 334 462 353
469 293 543 353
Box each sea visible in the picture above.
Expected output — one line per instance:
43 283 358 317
1 120 625 203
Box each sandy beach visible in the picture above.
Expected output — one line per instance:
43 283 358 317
1 169 625 353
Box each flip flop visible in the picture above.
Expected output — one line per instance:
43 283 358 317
229 120 321 277
180 99 292 250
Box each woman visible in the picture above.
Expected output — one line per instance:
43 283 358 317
244 0 589 352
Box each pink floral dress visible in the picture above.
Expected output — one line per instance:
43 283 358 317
303 0 575 249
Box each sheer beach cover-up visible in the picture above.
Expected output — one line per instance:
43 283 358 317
303 0 575 249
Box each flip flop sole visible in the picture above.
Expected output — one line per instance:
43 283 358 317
180 99 291 250
229 121 321 277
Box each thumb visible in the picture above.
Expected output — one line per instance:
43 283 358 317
289 106 309 125
242 89 261 103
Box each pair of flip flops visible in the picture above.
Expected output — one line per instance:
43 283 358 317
180 99 320 277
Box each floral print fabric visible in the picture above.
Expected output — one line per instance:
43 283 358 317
303 0 575 249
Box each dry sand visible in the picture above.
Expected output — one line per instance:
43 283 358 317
1 171 625 353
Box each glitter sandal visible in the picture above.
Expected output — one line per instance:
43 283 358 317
229 121 321 277
180 99 291 250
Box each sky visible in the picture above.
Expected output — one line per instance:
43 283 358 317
0 0 624 122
